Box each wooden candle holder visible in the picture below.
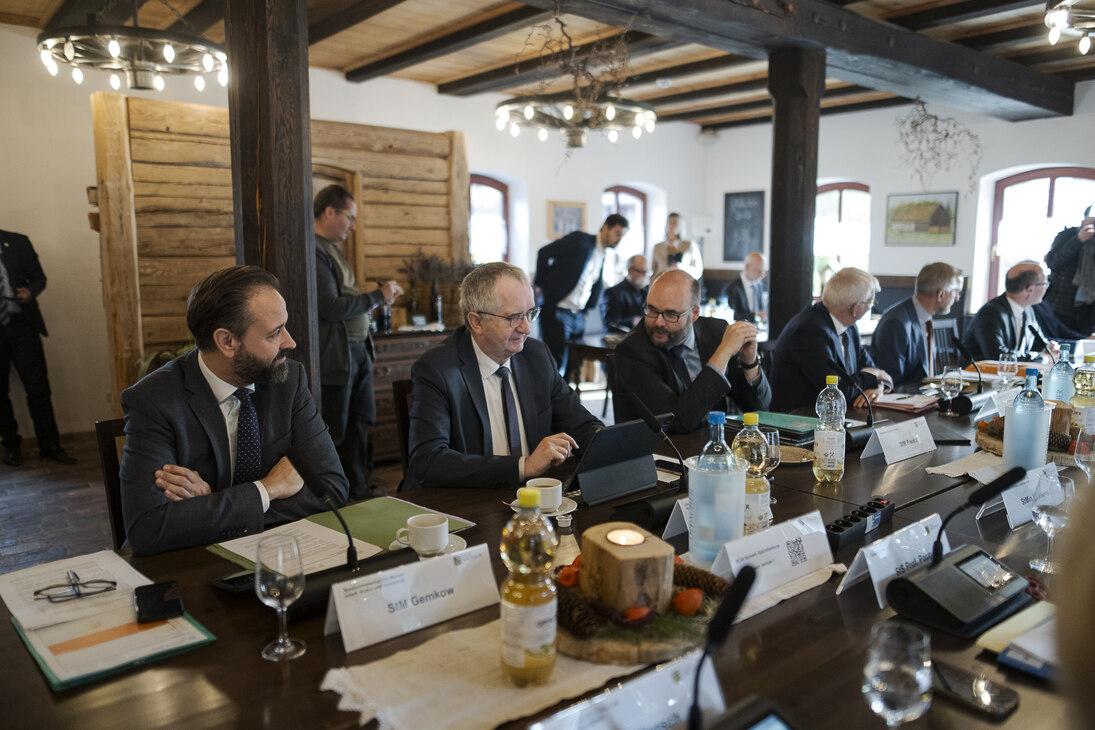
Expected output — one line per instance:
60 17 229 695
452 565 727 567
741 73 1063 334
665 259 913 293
579 522 674 614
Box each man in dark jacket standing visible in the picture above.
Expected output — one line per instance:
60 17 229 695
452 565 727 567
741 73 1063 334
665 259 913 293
534 214 628 372
1044 205 1095 332
0 229 74 466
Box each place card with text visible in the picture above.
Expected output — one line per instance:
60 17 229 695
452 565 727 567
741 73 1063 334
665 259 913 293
710 511 832 595
860 416 936 463
836 514 946 609
1000 463 1060 530
663 497 689 539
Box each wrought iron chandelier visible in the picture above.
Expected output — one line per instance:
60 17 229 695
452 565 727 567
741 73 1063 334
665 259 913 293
495 91 656 148
37 0 228 92
1045 0 1095 54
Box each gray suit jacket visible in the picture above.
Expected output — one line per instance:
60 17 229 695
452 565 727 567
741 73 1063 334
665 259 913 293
404 327 603 490
120 350 349 555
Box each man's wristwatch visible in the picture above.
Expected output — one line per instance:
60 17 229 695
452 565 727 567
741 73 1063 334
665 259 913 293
740 354 761 369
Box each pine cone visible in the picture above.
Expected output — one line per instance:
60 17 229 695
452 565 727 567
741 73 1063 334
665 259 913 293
1049 431 1070 452
674 563 731 597
556 584 604 638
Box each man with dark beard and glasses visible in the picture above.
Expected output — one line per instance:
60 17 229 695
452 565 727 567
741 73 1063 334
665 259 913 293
119 266 349 555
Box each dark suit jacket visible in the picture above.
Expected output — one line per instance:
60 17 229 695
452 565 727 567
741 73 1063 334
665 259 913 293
770 302 879 412
614 317 772 433
0 230 48 335
120 350 349 555
404 327 603 490
724 277 766 324
1034 301 1085 344
316 241 383 386
961 293 1048 363
871 298 928 387
600 279 646 331
533 231 603 312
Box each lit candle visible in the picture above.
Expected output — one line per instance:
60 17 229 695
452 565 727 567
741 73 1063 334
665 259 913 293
606 528 646 546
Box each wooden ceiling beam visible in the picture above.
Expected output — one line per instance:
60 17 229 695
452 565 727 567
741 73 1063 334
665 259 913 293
955 24 1048 52
699 96 912 132
888 1 1040 32
99 0 145 26
643 77 767 106
518 0 1071 120
309 0 408 45
45 0 109 29
1011 46 1093 66
345 6 553 83
658 83 879 122
168 0 226 35
437 31 680 96
622 54 750 88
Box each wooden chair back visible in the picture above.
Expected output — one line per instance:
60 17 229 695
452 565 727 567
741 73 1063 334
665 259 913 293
95 418 126 550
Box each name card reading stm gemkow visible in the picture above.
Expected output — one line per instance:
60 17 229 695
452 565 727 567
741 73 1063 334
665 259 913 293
324 543 498 653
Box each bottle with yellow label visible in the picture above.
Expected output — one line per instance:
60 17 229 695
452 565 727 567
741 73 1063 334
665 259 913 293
1070 355 1095 432
732 412 772 533
814 375 846 483
499 487 558 686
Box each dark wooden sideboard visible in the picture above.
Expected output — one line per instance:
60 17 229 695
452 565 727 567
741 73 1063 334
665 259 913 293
372 330 449 462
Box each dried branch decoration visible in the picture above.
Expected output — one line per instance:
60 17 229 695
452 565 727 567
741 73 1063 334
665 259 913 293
896 100 983 195
529 7 633 113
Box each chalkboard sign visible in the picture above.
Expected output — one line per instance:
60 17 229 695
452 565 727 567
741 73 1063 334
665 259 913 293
723 191 764 262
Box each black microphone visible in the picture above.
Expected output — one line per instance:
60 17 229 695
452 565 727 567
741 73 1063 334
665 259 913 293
951 335 984 395
931 466 1025 566
688 565 757 730
324 495 358 570
626 391 688 491
1027 324 1054 362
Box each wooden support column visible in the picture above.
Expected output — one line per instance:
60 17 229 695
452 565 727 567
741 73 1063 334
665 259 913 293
225 0 319 401
767 48 825 338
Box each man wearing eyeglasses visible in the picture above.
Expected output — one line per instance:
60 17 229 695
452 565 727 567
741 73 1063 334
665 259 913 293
403 262 602 490
871 262 964 386
614 270 771 433
962 260 1058 363
601 254 650 332
313 184 403 498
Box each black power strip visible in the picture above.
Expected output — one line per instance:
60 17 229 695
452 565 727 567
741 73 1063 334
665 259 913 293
825 498 895 551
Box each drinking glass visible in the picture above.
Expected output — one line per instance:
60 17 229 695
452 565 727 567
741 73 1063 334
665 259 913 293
998 351 1018 388
255 534 306 662
1075 427 1095 485
862 621 932 728
939 368 964 417
760 426 781 505
1030 474 1075 574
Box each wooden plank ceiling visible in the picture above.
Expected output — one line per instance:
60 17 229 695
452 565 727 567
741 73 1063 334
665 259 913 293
7 0 1094 129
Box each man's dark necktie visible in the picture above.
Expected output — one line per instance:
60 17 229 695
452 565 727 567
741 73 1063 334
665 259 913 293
668 344 693 392
496 367 522 456
1017 310 1027 351
752 282 763 314
925 319 935 378
233 388 261 485
841 331 854 373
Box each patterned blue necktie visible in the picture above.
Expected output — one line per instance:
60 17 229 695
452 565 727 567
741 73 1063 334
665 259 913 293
233 388 261 484
495 367 522 456
0 260 16 326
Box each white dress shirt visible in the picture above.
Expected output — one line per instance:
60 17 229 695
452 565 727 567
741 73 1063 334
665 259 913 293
911 297 933 364
470 337 530 480
558 241 606 312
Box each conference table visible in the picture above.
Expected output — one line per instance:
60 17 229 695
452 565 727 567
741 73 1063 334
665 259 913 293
1 407 1072 728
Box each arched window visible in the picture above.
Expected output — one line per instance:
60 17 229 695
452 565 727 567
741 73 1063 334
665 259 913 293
469 174 509 264
988 166 1095 298
814 182 870 296
602 185 647 285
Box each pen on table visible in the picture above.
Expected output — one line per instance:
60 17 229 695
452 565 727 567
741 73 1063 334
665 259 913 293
893 394 913 401
66 569 81 598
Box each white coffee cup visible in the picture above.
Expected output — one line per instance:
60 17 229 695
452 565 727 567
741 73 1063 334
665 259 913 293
396 513 449 555
525 478 563 512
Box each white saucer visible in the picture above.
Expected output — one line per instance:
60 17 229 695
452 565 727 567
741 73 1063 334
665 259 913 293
388 533 467 557
508 496 577 518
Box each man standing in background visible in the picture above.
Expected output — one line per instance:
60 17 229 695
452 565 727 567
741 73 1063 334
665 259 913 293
1044 204 1095 332
0 229 75 466
313 185 402 499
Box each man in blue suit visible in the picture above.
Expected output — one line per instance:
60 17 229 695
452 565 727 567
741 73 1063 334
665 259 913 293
406 263 602 490
872 263 964 386
534 214 628 371
771 267 893 412
120 267 349 555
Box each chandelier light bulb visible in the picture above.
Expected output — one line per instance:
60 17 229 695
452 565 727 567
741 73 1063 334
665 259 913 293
563 104 574 120
110 73 121 90
495 116 507 131
45 58 59 76
40 49 51 67
194 75 205 91
632 126 642 139
605 104 616 121
509 122 520 137
496 108 509 122
1081 34 1092 55
63 40 74 62
154 74 165 92
1049 26 1062 45
608 129 618 143
634 111 645 126
645 118 656 133
203 53 214 72
524 104 534 120
537 128 548 141
108 39 121 58
218 66 229 87
1048 9 1068 28
72 67 83 84
163 43 175 63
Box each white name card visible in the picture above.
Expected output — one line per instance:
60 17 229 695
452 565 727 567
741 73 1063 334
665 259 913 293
530 651 724 730
325 543 499 653
1001 463 1060 530
861 416 936 463
710 510 832 595
663 497 689 539
836 514 947 609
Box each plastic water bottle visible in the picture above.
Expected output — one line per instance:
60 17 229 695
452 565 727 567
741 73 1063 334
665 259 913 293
686 412 745 568
1013 369 1044 412
554 514 581 569
814 375 847 484
1044 344 1075 403
499 487 558 686
732 413 771 534
1070 355 1095 432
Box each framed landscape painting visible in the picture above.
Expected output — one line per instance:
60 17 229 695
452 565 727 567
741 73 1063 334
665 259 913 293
548 201 586 238
885 192 958 246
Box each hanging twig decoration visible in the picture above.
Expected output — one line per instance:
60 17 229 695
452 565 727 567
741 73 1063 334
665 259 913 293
896 100 983 195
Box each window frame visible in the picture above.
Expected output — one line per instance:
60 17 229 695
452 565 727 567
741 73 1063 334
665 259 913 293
603 184 649 255
469 173 510 263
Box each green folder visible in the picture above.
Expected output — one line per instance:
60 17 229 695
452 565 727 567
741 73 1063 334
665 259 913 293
727 411 820 434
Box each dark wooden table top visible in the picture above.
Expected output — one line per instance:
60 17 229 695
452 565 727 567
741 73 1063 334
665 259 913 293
1 407 1069 728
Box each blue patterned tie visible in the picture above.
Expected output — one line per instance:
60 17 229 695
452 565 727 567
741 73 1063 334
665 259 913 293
0 260 16 326
495 367 522 456
233 388 261 484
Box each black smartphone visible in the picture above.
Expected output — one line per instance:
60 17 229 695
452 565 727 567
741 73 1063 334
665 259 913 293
208 570 255 594
932 660 1019 719
134 581 185 623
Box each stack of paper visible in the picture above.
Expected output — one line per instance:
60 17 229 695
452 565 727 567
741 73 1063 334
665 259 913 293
0 551 213 690
977 601 1057 680
873 393 939 413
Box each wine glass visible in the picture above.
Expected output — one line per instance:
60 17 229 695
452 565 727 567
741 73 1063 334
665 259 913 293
939 368 964 417
255 534 307 662
1075 427 1095 486
998 351 1018 389
1030 474 1075 574
862 621 932 728
760 426 781 505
